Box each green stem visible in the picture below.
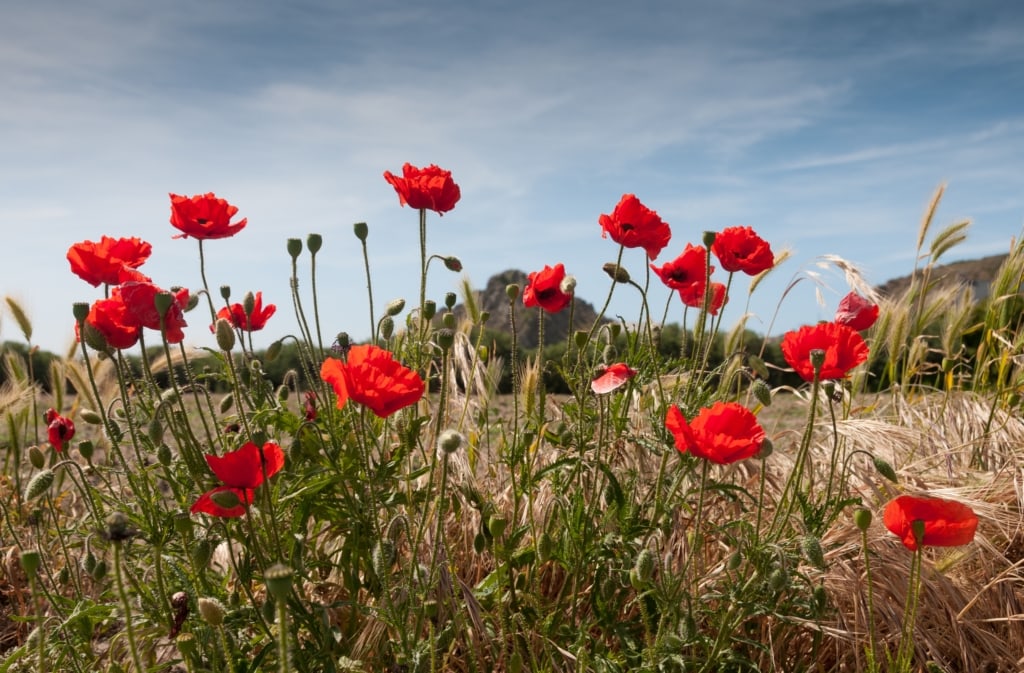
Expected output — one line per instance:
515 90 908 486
113 542 146 673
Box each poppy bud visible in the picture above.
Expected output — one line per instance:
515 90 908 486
372 539 397 577
157 443 172 466
727 551 743 571
751 379 772 407
602 262 631 283
287 238 302 259
149 418 165 445
80 408 102 425
82 550 97 574
353 221 368 241
307 233 323 254
91 559 108 581
801 535 826 569
443 255 462 272
505 284 520 301
72 302 90 322
81 320 111 353
537 532 554 562
242 291 256 318
219 392 234 413
854 508 873 532
266 339 283 362
28 446 45 469
215 318 235 352
385 298 406 316
479 310 490 325
872 456 898 483
209 490 242 510
25 469 54 500
487 515 507 540
198 597 226 626
173 511 193 536
20 550 41 576
185 293 200 312
768 567 788 591
634 549 656 583
756 438 774 460
377 315 393 340
438 429 464 454
264 563 294 602
747 354 770 379
191 539 213 568
474 531 487 553
78 440 94 461
220 285 231 301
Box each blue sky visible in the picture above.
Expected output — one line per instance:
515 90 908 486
3 0 1023 354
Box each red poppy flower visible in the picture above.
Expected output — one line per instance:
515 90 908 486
320 344 425 418
119 281 190 343
883 495 978 552
211 291 276 332
523 263 573 313
679 280 728 316
67 236 152 287
711 226 774 275
45 408 75 451
599 194 672 260
190 441 285 518
665 402 765 464
651 244 711 292
591 363 637 394
834 291 879 331
780 322 869 382
82 290 141 349
383 163 461 215
169 192 247 240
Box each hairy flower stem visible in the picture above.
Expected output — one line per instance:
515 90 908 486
769 375 821 538
113 542 146 673
358 236 377 343
276 599 290 673
196 240 219 325
894 545 924 672
417 207 429 365
860 525 880 673
308 244 324 355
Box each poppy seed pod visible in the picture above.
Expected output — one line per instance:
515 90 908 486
854 508 873 532
353 221 369 241
505 284 520 301
422 300 436 322
286 238 302 259
72 302 90 322
220 285 231 301
442 312 455 329
445 292 457 309
264 563 294 602
306 233 323 254
153 291 175 317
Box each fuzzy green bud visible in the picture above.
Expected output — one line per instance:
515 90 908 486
751 379 772 407
306 233 323 254
801 535 826 570
768 567 788 592
872 455 898 483
219 393 234 413
276 384 290 402
443 255 462 272
198 597 226 626
78 440 94 461
560 275 577 295
438 429 465 454
28 446 45 470
473 531 487 554
727 551 743 571
265 339 283 362
157 443 172 467
379 315 394 340
25 469 54 500
853 508 873 532
385 298 406 316
602 262 630 283
173 511 193 536
80 320 111 353
20 550 41 575
353 221 368 241
92 559 108 580
747 354 770 379
241 291 256 318
264 563 294 602
372 539 397 577
149 417 165 445
756 438 774 460
79 408 102 425
104 512 135 542
537 532 554 563
487 515 507 540
215 318 235 352
634 549 656 583
478 310 490 325
505 284 520 301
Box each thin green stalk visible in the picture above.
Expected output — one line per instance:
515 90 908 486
113 542 146 673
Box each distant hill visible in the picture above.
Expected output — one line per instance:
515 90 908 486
876 254 1010 300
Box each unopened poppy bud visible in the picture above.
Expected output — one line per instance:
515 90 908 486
727 551 743 571
307 233 323 254
197 597 226 626
287 238 302 259
443 255 462 272
702 230 717 248
81 320 111 353
751 379 772 407
802 535 826 569
872 455 898 483
602 263 630 283
81 550 96 574
276 385 290 402
445 292 457 310
191 539 213 568
219 392 234 413
372 539 397 577
756 438 774 460
220 285 231 301
574 330 589 349
537 532 554 562
602 345 617 363
385 298 406 316
560 275 577 295
104 511 136 542
422 300 436 321
28 446 45 469
353 221 368 241
154 292 174 317
379 316 394 340
157 443 172 466
854 508 872 532
78 440 94 460
184 293 200 312
479 310 490 325
809 349 826 370
747 354 770 379
442 312 455 329
474 531 487 553
264 563 294 602
210 490 242 510
437 328 455 352
80 408 102 425
149 418 165 445
91 559 108 581
242 291 256 318
634 549 655 583
25 469 54 500
768 567 788 591
438 429 464 454
505 284 520 301
20 550 41 575
215 318 235 352
72 302 90 322
266 339 283 362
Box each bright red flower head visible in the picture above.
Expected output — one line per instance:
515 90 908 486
834 291 879 331
81 290 142 350
599 194 672 260
883 494 978 552
679 281 728 316
591 363 637 394
45 409 75 451
383 163 461 215
320 344 425 418
211 291 276 332
190 442 285 518
665 402 765 465
780 322 869 382
523 263 573 313
119 281 190 344
651 244 711 292
67 236 152 287
169 192 247 240
711 226 774 276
